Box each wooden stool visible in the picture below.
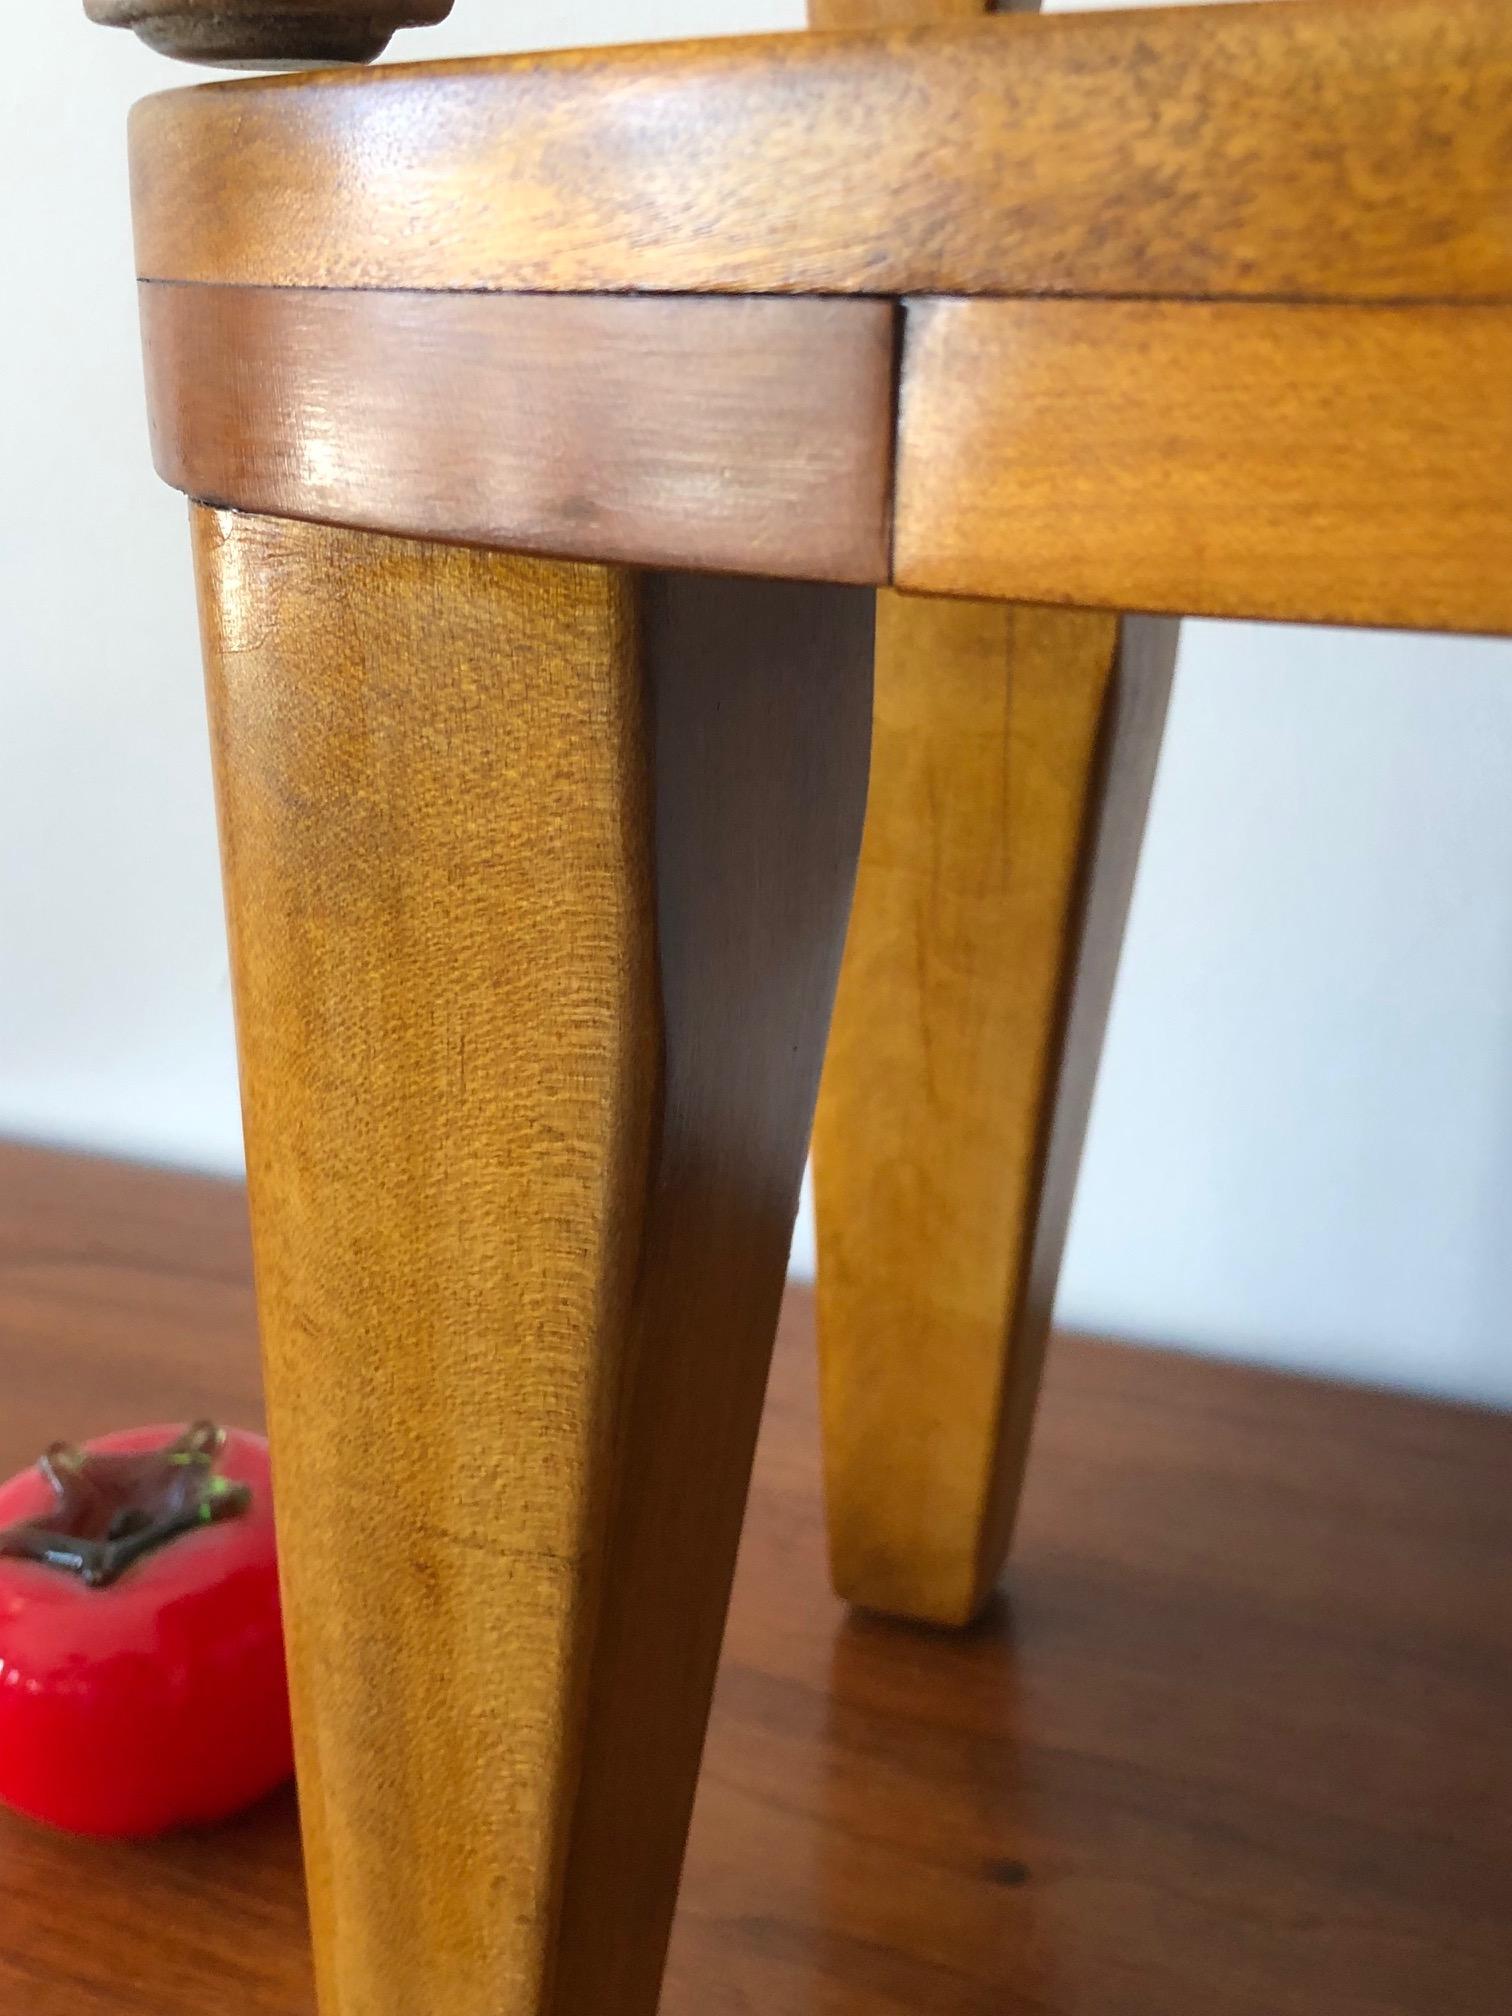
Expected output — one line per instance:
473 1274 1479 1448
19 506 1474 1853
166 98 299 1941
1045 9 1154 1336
86 1 1512 2011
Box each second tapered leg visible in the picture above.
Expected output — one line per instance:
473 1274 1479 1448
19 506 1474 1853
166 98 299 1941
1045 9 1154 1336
193 508 873 2016
814 592 1177 1626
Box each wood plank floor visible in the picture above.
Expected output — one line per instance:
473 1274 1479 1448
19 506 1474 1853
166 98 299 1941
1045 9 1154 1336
0 1140 1507 2014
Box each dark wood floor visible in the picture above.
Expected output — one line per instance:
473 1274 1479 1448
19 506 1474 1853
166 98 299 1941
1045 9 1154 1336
0 1140 1508 2014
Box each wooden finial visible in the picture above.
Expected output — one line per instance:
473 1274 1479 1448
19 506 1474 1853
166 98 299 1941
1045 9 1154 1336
85 0 455 67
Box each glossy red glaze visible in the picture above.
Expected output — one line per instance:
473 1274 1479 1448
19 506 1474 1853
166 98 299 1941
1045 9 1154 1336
0 1425 292 1837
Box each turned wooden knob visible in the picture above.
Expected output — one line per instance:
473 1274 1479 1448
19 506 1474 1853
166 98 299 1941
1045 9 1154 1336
85 0 455 67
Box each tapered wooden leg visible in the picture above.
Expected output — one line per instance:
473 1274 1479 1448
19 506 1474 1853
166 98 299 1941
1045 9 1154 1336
813 592 1177 1627
192 509 873 2016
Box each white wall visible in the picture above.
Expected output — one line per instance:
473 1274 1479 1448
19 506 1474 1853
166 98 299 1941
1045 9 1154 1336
5 1 1512 1405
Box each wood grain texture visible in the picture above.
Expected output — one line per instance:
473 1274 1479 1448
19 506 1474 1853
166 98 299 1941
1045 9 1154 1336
128 0 1512 300
895 296 1512 634
85 0 453 66
141 284 894 583
5 1141 1512 2016
807 0 1072 1637
815 605 1176 1624
192 511 873 2016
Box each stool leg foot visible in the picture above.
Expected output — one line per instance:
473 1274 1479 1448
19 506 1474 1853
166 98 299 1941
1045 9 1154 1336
814 593 1177 1626
193 509 873 2015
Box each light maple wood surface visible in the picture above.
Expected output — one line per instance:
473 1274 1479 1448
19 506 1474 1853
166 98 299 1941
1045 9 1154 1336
815 603 1177 1624
806 0 1179 1631
136 280 1512 628
73 9 1512 2012
141 284 895 583
894 296 1512 633
194 510 872 2016
127 1 1512 300
86 0 453 65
